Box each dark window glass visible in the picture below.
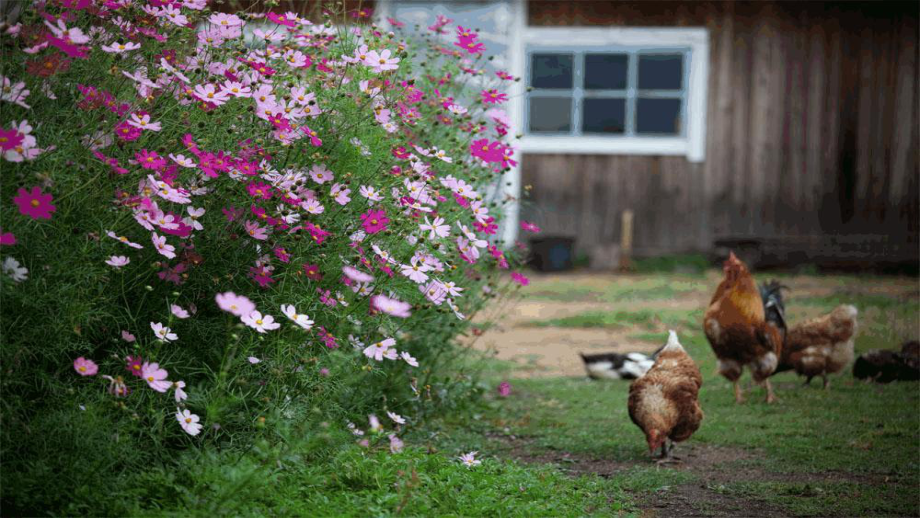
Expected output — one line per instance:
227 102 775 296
638 54 683 90
636 98 682 134
531 54 573 89
584 54 628 90
529 97 572 133
582 98 626 134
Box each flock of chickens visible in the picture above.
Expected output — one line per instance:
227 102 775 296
581 252 915 460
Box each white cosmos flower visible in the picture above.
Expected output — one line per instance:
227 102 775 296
242 311 280 333
2 257 28 282
280 304 314 330
176 408 202 436
150 321 178 342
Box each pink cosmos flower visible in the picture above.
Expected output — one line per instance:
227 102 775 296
387 411 406 425
510 272 530 286
176 408 202 436
107 231 143 249
151 321 178 342
151 233 176 259
360 209 389 234
459 451 481 468
368 414 383 432
363 338 398 361
105 255 130 268
128 112 162 132
371 295 411 318
193 83 230 106
13 186 56 220
122 331 137 344
125 355 143 377
389 434 404 454
342 266 374 283
400 351 419 367
497 381 512 397
243 220 269 241
141 362 171 392
309 164 333 184
241 311 280 333
170 304 190 319
248 356 261 364
73 357 98 376
101 41 141 54
215 292 255 317
366 49 400 73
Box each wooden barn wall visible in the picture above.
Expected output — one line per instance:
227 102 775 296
522 1 919 262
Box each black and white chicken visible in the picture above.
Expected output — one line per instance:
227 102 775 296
580 350 657 380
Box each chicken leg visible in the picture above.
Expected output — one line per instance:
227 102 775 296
733 381 745 404
763 379 777 404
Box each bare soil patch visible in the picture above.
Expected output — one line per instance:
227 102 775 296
494 435 888 517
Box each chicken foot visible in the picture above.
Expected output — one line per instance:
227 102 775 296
762 378 777 404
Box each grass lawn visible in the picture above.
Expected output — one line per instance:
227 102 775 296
416 266 920 517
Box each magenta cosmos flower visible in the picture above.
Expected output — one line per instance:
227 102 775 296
480 89 508 104
73 357 98 376
215 291 255 317
510 272 530 286
360 209 389 234
13 186 56 220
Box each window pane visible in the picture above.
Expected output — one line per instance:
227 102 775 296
638 54 683 90
531 54 573 89
584 54 628 90
582 98 626 134
636 98 682 135
529 97 572 133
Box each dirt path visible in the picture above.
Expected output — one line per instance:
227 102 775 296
497 435 884 517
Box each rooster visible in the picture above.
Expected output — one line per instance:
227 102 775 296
628 331 703 460
774 305 858 388
703 252 784 403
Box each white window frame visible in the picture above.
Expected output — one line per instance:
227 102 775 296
514 27 709 162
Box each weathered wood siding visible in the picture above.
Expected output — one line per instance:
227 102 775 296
522 1 919 263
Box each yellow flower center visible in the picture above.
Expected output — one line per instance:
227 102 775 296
30 199 40 207
255 319 263 325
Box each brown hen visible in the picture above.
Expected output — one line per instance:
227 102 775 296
703 253 783 403
628 331 704 459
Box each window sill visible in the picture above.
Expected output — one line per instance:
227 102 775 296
519 135 701 161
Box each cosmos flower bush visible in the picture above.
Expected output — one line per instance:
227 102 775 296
0 1 530 505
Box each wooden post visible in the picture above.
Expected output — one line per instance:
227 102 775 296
619 209 634 271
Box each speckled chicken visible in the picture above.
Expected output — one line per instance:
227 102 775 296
776 305 858 388
628 331 704 459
